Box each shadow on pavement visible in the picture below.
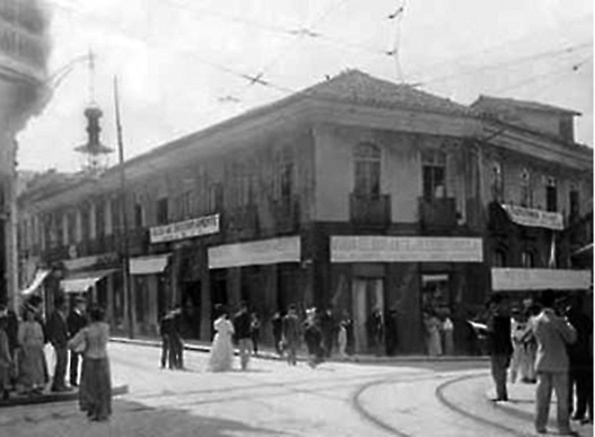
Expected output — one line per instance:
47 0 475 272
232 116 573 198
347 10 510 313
4 398 283 437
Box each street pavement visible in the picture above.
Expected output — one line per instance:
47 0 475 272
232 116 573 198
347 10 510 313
0 342 592 437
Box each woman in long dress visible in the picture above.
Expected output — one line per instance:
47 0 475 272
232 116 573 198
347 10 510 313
17 306 46 396
68 306 112 422
207 306 235 372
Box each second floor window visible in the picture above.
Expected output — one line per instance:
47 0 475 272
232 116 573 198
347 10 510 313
156 197 169 225
521 250 535 268
569 186 579 221
134 203 144 228
520 168 532 207
81 207 90 242
546 176 557 212
354 142 381 197
96 201 105 238
422 149 446 200
491 160 503 202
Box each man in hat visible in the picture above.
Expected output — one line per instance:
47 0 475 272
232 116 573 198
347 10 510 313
46 295 71 392
67 296 87 386
486 293 513 402
233 301 252 371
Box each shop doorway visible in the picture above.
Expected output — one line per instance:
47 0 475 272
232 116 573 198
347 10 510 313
181 280 201 339
351 277 384 353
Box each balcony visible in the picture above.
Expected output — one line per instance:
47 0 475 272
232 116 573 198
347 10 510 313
419 197 457 230
349 194 391 228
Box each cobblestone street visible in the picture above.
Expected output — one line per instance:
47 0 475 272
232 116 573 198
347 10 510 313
1 342 592 437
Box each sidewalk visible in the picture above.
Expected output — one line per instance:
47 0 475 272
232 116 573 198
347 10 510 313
110 335 491 364
488 380 594 436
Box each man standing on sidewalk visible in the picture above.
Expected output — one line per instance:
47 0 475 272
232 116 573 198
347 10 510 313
67 296 87 387
46 296 71 392
532 290 577 435
486 294 513 402
233 301 252 371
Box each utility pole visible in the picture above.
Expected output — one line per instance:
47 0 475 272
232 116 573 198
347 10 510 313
114 76 133 339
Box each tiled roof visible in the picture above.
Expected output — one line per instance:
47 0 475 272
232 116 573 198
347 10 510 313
472 95 581 116
300 69 473 116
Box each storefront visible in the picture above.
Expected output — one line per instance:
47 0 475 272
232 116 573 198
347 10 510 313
329 235 484 354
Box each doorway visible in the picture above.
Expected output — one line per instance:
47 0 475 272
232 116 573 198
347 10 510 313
351 277 384 353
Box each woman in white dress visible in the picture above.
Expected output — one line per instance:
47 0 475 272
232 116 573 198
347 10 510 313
207 306 235 372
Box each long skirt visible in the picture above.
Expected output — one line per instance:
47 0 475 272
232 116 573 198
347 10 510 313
79 357 112 420
18 345 46 389
207 333 234 372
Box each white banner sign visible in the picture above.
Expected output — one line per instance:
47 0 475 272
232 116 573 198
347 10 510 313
150 214 219 244
331 236 483 263
209 236 301 269
130 254 171 275
492 268 592 291
502 204 563 230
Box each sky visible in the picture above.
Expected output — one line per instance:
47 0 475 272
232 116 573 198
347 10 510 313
17 0 594 172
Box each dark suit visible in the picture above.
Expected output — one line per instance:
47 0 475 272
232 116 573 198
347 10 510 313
47 310 69 390
487 312 513 401
67 309 87 385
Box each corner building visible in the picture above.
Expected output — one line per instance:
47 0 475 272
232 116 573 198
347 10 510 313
18 71 593 355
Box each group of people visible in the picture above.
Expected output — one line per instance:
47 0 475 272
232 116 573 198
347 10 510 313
486 290 593 436
0 295 112 422
159 307 184 370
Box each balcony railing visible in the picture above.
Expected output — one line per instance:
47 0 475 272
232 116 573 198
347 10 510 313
349 194 391 227
419 197 457 230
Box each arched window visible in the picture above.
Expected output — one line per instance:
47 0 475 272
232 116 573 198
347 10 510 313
520 168 532 207
521 250 535 268
354 142 381 197
491 160 503 202
493 249 507 267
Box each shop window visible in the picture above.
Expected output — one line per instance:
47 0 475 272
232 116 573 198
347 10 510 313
490 160 503 202
521 251 535 268
546 177 557 212
421 274 449 312
493 249 506 267
520 168 532 207
156 197 169 225
422 150 446 200
354 142 381 197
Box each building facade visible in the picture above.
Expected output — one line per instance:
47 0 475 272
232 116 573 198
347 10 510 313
0 0 50 310
17 71 593 354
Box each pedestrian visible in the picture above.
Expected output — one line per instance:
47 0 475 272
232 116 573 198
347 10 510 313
319 308 334 358
423 311 442 357
566 296 593 424
159 309 174 369
68 305 112 422
486 294 513 402
233 301 252 371
207 305 235 372
17 305 46 396
271 311 284 356
442 314 454 356
384 309 399 356
0 308 12 400
520 305 540 383
170 307 184 369
509 308 526 383
282 305 300 366
250 312 261 356
532 290 577 436
367 308 384 356
337 319 348 359
67 296 87 387
303 308 324 368
46 295 72 392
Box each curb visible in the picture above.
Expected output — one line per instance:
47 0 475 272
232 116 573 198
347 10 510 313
0 384 129 409
109 337 490 364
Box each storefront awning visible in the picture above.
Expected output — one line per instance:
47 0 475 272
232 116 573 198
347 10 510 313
491 268 591 292
21 269 51 296
130 254 171 275
61 269 116 293
501 204 563 230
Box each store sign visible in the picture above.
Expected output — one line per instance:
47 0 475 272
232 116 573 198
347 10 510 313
331 236 483 263
150 214 219 244
63 252 119 271
501 204 563 230
492 268 591 291
208 236 301 269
